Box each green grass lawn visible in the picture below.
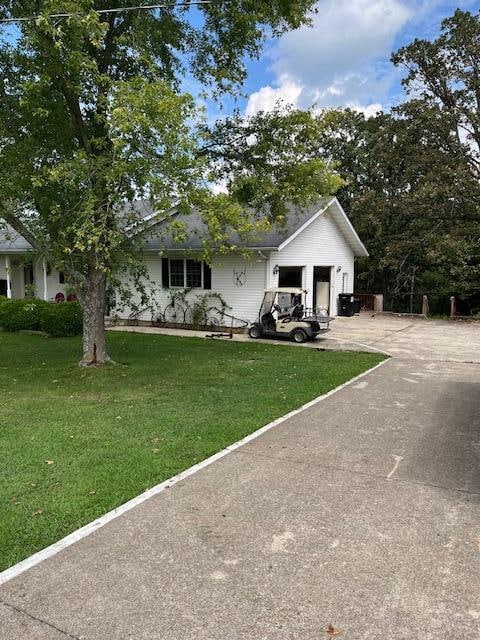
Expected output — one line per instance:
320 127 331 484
0 331 384 571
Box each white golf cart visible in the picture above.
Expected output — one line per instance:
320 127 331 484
248 287 334 343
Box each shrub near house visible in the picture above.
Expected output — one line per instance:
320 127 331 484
0 297 82 337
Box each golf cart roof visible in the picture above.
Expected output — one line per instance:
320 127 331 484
264 287 306 295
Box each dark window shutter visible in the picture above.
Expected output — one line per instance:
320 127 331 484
162 258 170 288
203 262 211 290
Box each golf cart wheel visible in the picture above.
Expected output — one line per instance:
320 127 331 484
249 325 262 339
292 329 307 343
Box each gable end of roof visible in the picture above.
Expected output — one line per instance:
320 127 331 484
277 197 368 258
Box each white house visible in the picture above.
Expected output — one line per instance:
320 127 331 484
0 197 368 323
120 197 368 323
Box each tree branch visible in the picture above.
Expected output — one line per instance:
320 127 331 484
57 77 93 154
0 202 40 249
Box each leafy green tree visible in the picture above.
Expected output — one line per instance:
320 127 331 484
316 108 480 308
313 10 480 311
390 8 480 309
392 8 480 182
0 1 342 365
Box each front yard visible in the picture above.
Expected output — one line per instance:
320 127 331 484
0 331 383 571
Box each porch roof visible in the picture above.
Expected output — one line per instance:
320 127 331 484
0 226 32 253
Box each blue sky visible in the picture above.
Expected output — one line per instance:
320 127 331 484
237 0 479 117
2 0 478 119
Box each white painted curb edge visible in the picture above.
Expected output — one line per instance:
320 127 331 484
0 357 389 586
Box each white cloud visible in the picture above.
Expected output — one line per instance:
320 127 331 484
245 78 303 116
246 0 413 115
347 102 383 118
211 178 228 195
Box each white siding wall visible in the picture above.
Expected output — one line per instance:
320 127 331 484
266 210 355 316
211 254 267 323
115 253 267 324
3 210 356 317
115 254 164 321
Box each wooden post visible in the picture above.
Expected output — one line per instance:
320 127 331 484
450 295 456 318
409 269 416 315
5 255 12 299
422 295 429 317
42 258 48 301
373 294 383 314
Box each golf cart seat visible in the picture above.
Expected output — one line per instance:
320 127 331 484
261 312 276 331
291 304 304 320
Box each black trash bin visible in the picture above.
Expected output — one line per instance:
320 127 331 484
338 293 355 317
353 298 362 314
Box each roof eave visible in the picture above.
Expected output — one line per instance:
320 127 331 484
330 198 369 257
147 246 278 253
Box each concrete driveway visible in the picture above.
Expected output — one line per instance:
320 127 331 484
323 314 480 362
1 319 480 639
109 313 480 362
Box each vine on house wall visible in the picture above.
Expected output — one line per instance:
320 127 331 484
158 288 231 328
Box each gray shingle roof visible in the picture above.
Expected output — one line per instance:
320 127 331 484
0 225 33 253
142 199 330 252
0 197 368 257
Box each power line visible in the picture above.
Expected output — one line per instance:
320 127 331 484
0 0 215 24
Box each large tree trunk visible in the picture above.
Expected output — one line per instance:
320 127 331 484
79 266 111 367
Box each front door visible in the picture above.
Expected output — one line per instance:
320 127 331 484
313 266 331 313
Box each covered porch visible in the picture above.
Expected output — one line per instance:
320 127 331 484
0 254 66 301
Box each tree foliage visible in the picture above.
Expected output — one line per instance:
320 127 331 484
0 0 343 364
315 9 480 313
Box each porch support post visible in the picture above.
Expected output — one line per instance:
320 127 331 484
304 265 313 310
5 255 12 299
42 258 48 301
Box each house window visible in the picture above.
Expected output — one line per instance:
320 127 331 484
278 266 303 288
342 272 349 293
165 258 208 289
186 260 202 288
59 271 65 284
169 259 185 287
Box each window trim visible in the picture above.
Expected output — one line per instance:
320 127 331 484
168 258 204 289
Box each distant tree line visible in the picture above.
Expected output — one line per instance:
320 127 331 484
318 9 480 314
